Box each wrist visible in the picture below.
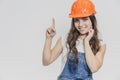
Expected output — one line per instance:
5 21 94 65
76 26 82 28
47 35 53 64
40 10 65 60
84 39 90 46
84 39 89 43
46 37 52 41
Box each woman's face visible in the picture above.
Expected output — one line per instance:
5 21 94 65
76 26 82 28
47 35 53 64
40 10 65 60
74 17 92 35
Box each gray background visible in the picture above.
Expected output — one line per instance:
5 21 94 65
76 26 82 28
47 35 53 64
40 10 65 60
0 0 120 80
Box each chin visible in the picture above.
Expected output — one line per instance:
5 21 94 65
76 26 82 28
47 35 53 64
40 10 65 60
80 31 88 35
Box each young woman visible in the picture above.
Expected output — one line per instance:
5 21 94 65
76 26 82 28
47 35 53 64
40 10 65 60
42 0 106 80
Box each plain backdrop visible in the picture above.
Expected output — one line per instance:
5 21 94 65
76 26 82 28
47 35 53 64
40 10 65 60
0 0 120 80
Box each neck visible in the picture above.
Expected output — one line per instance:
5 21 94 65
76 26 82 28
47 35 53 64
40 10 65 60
78 34 87 40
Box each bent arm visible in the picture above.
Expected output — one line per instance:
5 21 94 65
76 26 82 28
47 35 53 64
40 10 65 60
84 40 106 73
42 37 63 66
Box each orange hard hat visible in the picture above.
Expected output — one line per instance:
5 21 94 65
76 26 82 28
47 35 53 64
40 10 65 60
69 0 96 18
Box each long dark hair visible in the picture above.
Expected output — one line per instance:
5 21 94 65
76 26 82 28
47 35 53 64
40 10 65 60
66 15 100 65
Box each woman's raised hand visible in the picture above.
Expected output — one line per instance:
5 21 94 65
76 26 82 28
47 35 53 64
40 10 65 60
84 28 94 42
46 18 56 38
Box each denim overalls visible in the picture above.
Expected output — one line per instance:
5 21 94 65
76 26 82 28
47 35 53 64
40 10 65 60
58 52 93 80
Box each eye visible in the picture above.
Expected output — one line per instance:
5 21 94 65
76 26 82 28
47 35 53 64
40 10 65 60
82 17 88 21
74 18 79 22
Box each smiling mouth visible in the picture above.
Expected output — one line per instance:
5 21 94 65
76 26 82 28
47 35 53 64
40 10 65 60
78 28 86 31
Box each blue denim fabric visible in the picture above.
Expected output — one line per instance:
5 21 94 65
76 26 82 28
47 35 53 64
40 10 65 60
58 52 93 80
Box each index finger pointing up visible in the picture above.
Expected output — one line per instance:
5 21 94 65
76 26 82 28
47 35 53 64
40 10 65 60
52 18 55 28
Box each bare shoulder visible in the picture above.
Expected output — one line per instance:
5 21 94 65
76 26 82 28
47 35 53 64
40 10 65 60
99 44 106 53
